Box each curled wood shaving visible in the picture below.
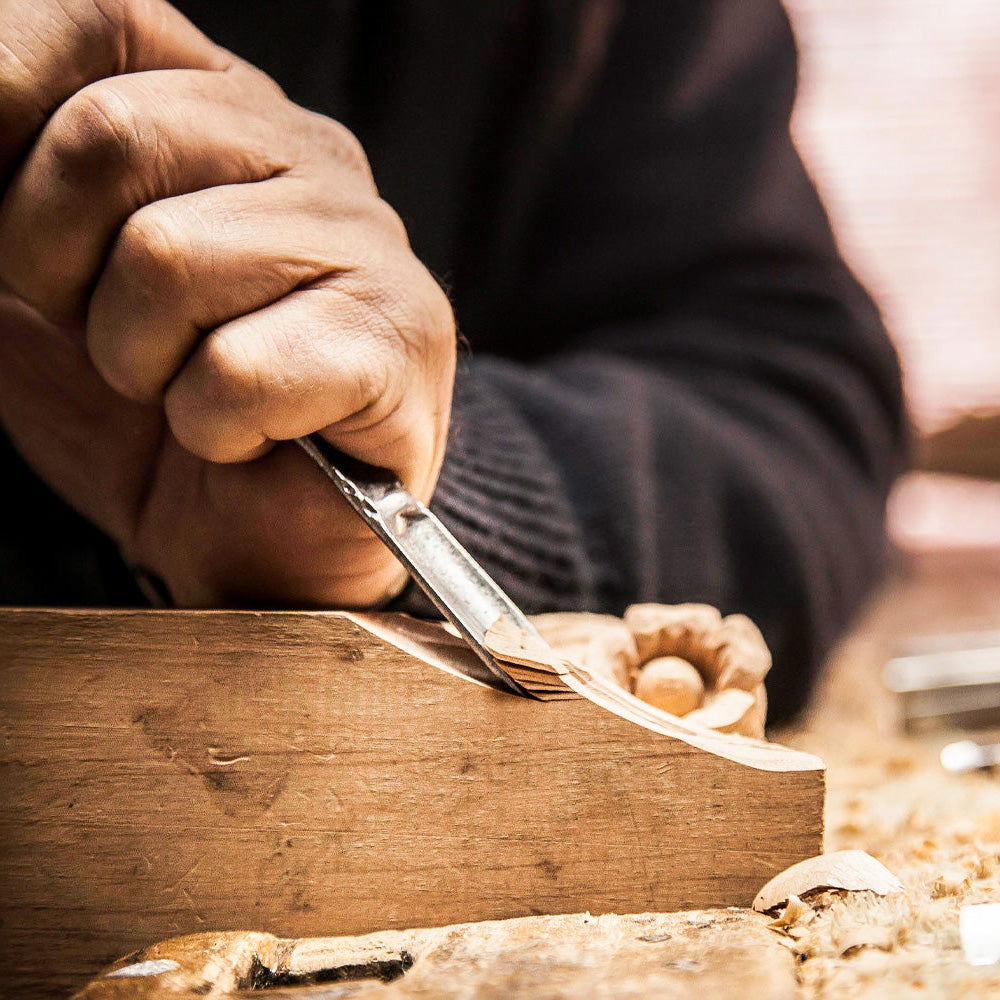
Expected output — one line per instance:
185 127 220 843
767 894 813 930
753 851 905 913
524 605 775 738
531 612 630 648
682 688 756 735
634 656 704 715
712 615 772 692
622 604 772 737
623 605 771 689
748 683 768 737
578 631 639 690
623 604 723 668
533 613 639 690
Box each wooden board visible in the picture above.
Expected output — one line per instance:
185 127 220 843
0 609 824 998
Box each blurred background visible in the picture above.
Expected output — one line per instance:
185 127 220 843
786 0 1000 553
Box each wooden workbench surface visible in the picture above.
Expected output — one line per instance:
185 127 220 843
67 548 1000 998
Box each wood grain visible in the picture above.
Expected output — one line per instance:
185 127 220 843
0 608 824 998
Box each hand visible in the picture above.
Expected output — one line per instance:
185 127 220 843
0 0 456 607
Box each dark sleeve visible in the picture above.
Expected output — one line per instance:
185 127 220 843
0 428 146 606
396 0 906 723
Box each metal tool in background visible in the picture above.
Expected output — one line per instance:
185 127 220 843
884 630 1000 732
296 432 553 699
940 739 1000 774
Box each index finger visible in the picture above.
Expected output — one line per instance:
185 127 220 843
0 0 229 182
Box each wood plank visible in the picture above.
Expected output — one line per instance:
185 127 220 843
0 608 823 998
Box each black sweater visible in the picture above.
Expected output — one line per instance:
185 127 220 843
0 0 905 722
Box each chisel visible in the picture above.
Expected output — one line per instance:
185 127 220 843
296 433 564 699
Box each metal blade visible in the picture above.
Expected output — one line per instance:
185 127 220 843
296 433 542 698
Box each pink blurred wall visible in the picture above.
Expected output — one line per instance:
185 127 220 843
787 0 1000 432
786 0 1000 550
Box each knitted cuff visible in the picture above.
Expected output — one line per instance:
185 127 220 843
387 362 595 617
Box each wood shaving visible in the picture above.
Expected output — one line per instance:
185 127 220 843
767 894 814 930
683 688 757 735
634 656 704 715
753 851 906 913
623 604 723 666
533 604 775 738
622 603 772 737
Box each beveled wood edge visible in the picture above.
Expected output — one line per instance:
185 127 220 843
0 607 825 775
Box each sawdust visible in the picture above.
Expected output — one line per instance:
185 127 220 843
767 552 1000 997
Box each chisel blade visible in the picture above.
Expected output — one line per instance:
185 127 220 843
296 433 561 699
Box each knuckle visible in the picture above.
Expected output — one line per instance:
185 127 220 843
232 57 287 100
113 203 194 299
408 261 456 348
186 333 265 421
164 332 267 463
88 205 196 401
370 198 411 247
349 344 393 413
45 81 140 172
341 258 455 375
319 117 373 182
329 119 367 168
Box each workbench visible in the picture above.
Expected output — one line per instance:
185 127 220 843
7 548 1000 998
